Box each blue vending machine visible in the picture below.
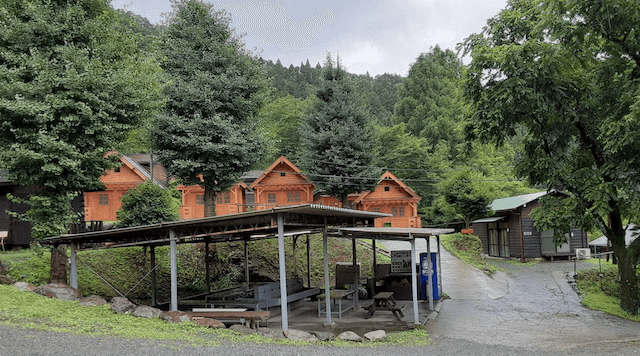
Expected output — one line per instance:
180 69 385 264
420 252 439 300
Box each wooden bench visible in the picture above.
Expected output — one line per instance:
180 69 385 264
317 289 356 319
189 309 270 329
365 292 404 321
207 278 321 311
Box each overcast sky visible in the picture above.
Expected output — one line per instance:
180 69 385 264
111 0 508 77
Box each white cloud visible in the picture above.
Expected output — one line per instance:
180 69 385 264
216 1 337 52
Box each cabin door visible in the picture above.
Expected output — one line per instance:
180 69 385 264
488 222 510 257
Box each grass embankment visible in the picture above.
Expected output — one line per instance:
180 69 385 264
0 284 429 346
439 233 496 274
0 239 430 347
1 236 391 304
574 260 640 323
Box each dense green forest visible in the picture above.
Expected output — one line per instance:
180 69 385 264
0 0 533 231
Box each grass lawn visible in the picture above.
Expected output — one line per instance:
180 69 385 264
574 260 640 323
439 233 497 274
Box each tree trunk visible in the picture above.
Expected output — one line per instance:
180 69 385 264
203 186 217 217
609 216 640 314
49 244 68 283
340 194 351 209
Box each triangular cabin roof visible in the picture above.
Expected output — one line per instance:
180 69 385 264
250 156 315 189
354 171 421 204
104 152 166 188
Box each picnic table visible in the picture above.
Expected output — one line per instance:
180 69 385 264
365 291 404 321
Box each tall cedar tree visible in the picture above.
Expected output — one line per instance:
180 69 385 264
462 0 640 314
0 0 163 238
299 53 376 207
394 46 466 159
153 0 265 216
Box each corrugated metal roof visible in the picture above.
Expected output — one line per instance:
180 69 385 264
337 227 455 240
42 204 391 249
589 224 638 247
490 191 548 212
471 216 506 223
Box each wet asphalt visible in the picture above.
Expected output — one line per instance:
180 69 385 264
2 238 639 355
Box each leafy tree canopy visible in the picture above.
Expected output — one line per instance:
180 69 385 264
0 0 164 238
117 181 180 228
153 0 266 216
394 46 466 156
462 0 640 313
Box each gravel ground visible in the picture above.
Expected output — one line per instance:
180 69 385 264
1 324 638 356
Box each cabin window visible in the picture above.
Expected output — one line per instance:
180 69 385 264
399 207 405 217
384 222 392 227
295 192 301 202
384 186 390 192
280 172 286 177
268 193 276 204
216 194 223 204
196 195 204 205
488 222 510 257
224 192 230 204
540 230 571 254
114 166 121 173
288 192 294 202
99 194 109 205
392 207 398 216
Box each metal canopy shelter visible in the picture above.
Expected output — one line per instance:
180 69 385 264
332 227 454 325
43 204 389 330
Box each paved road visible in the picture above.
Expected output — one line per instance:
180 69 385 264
2 239 639 355
380 238 640 353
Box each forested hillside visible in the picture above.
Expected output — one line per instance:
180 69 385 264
0 0 533 235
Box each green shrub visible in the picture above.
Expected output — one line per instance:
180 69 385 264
117 180 180 228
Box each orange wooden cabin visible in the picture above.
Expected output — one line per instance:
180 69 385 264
84 154 166 222
249 156 315 210
349 171 421 228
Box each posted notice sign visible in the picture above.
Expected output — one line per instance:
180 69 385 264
391 250 412 273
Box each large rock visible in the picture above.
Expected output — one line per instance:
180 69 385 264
337 331 363 342
110 297 136 314
132 305 163 319
364 330 386 341
257 328 284 339
191 317 225 329
310 331 335 341
13 282 36 292
33 283 80 301
160 311 190 323
229 324 256 334
78 295 107 307
283 329 319 342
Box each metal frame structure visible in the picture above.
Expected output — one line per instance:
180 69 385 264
43 204 388 330
44 206 453 328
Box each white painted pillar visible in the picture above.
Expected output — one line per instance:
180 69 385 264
410 235 419 324
170 229 178 311
277 213 289 330
69 242 78 289
323 219 332 325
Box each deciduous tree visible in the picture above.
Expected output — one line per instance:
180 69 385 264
462 0 640 313
0 0 164 238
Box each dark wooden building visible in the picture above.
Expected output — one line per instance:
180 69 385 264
471 191 588 260
0 175 35 247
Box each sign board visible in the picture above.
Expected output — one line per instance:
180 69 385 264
391 250 412 273
523 231 532 236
